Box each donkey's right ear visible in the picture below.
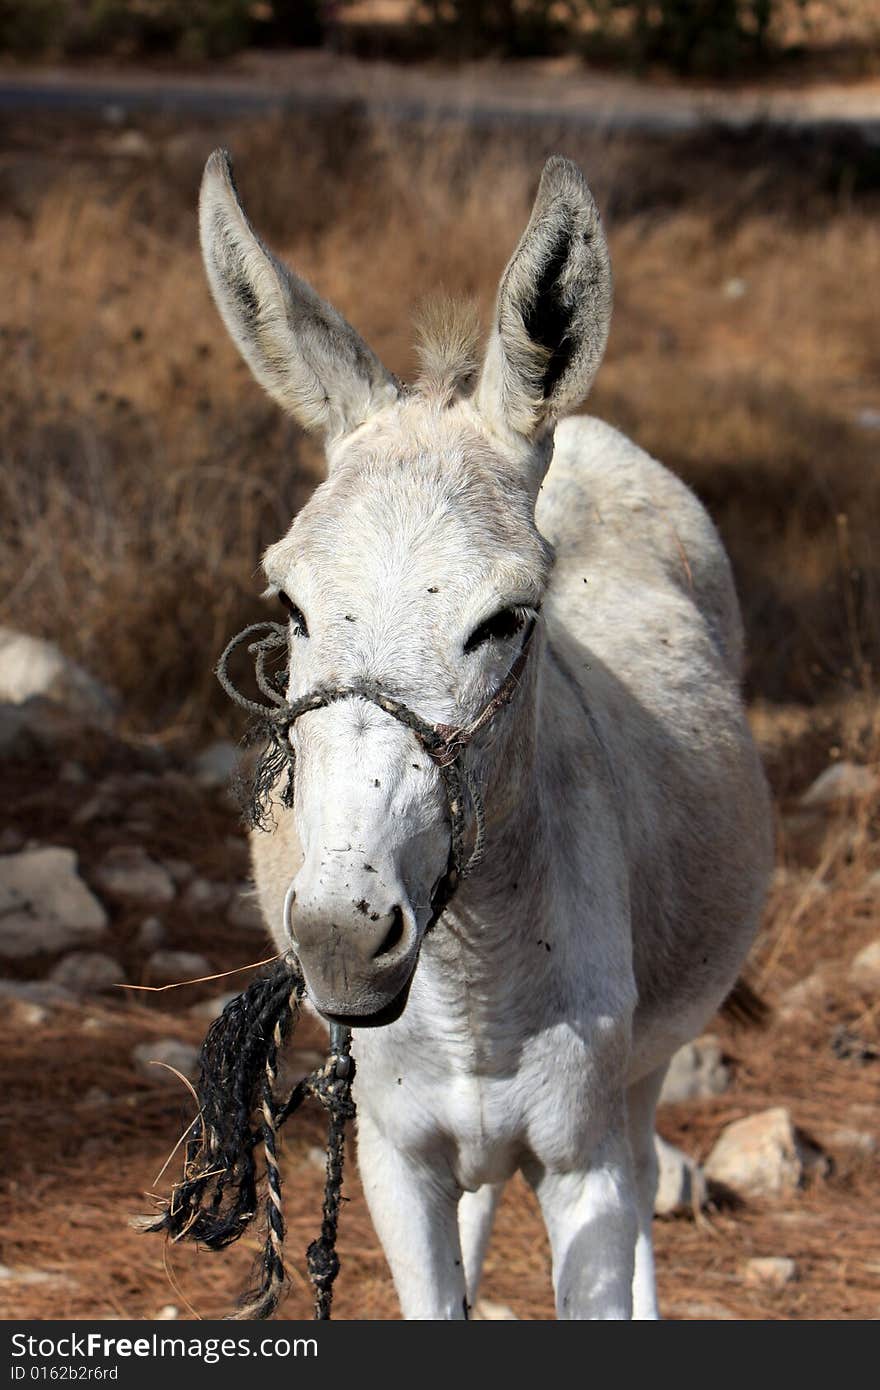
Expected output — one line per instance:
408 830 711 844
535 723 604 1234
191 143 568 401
199 150 400 442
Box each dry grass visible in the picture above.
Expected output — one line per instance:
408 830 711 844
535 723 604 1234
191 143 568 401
1 111 878 741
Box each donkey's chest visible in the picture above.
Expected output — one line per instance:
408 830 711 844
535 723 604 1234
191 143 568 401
353 1020 601 1191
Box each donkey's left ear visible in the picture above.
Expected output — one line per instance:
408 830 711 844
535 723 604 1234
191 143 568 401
475 157 612 442
199 149 400 443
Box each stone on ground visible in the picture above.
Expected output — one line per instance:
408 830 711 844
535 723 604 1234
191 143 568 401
849 939 880 992
0 628 116 724
0 847 108 957
659 1035 730 1104
49 951 124 994
146 949 212 984
93 846 175 902
705 1107 825 1199
132 1038 200 1081
800 761 878 806
743 1256 798 1289
472 1299 518 1319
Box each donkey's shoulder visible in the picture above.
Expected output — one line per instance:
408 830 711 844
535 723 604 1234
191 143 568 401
538 414 744 678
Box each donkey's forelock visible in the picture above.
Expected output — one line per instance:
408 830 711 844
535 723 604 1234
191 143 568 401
412 298 481 407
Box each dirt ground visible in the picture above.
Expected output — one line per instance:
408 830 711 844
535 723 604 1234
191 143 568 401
0 93 878 1321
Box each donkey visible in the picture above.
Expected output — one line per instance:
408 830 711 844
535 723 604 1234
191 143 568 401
200 148 773 1319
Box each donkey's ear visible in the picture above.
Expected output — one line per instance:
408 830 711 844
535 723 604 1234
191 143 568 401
475 156 612 441
199 149 400 442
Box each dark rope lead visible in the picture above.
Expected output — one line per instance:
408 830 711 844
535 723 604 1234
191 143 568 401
140 962 355 1321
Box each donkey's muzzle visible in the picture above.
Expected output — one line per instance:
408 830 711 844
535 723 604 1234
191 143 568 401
288 885 420 1025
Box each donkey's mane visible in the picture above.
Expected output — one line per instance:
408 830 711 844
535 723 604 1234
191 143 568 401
412 297 481 406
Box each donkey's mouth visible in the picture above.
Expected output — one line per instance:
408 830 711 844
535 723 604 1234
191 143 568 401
318 967 417 1030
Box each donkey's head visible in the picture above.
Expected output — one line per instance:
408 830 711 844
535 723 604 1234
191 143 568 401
201 149 612 1024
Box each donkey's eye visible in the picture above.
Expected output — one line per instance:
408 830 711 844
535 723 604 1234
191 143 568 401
464 607 525 654
278 591 309 637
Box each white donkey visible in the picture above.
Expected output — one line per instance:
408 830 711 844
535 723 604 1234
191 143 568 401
200 149 773 1319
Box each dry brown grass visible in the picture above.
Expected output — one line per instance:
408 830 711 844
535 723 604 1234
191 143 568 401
2 110 877 742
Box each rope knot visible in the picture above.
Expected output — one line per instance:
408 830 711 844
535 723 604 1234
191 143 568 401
306 1239 341 1291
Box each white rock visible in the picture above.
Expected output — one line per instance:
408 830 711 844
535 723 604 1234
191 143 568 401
132 1038 200 1081
778 963 831 1021
668 1299 735 1320
0 847 108 957
146 949 212 984
800 762 878 807
827 1127 876 1157
743 1256 798 1289
49 951 123 994
155 1305 179 1320
93 846 175 902
5 995 48 1026
659 1035 730 1104
654 1135 707 1216
472 1299 518 1320
0 629 115 723
723 276 747 299
0 1265 74 1287
849 939 880 992
855 407 880 431
705 1108 825 1200
227 887 265 932
192 741 238 789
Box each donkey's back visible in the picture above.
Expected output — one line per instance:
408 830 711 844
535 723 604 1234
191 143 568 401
540 413 772 1076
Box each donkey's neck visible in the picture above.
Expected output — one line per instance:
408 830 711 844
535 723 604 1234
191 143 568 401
416 634 593 1005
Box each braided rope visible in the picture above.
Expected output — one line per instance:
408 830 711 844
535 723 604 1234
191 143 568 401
142 963 355 1321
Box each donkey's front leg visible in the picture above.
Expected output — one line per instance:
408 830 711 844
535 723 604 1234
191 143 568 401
357 1109 467 1319
529 1126 638 1320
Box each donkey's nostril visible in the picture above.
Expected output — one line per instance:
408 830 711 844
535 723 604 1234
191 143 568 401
372 905 405 960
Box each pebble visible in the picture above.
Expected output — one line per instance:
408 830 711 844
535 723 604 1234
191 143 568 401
132 1038 200 1081
146 949 212 985
49 951 124 995
659 1035 730 1104
743 1256 798 1289
93 846 175 903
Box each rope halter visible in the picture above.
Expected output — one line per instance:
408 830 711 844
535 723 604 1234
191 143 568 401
216 614 538 916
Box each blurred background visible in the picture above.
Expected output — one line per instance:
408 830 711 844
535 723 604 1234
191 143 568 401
0 0 878 1321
